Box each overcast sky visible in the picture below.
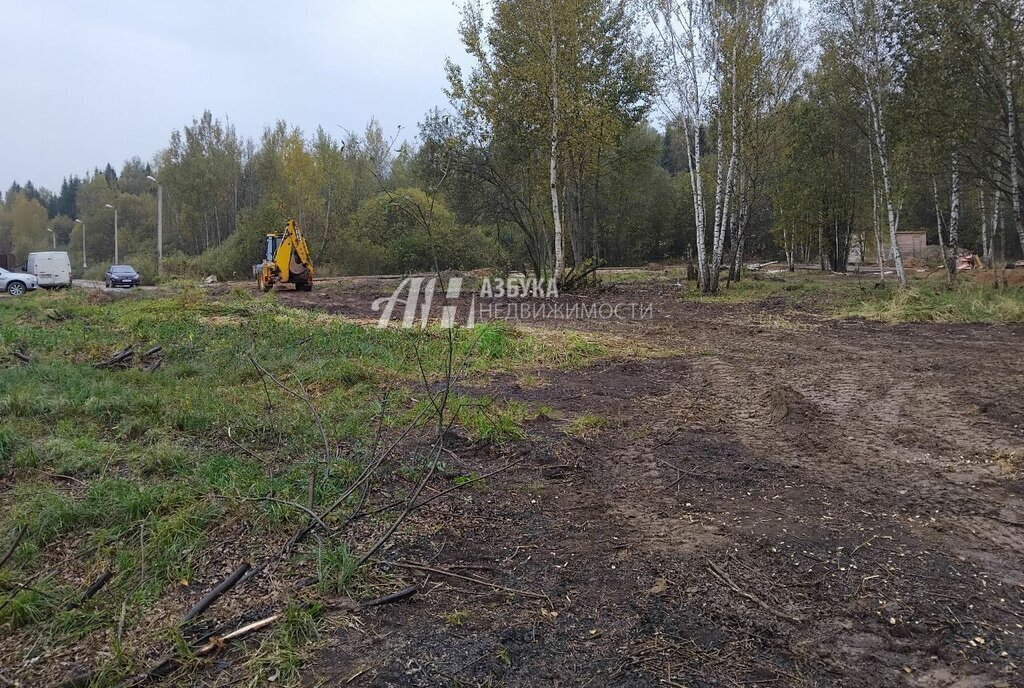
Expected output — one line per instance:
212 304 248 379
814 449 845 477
0 0 467 191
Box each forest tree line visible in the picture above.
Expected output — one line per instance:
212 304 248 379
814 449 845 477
1 0 1021 292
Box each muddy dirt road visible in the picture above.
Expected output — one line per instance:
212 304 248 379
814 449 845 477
274 278 1024 687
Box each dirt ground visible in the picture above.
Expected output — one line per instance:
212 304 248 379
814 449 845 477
258 277 1024 687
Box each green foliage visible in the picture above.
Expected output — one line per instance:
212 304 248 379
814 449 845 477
8 192 48 263
445 0 657 274
348 188 506 274
315 542 358 594
564 413 610 437
456 398 528 442
0 288 604 681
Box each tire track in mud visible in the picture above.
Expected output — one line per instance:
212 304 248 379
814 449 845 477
509 310 1024 686
291 283 1024 687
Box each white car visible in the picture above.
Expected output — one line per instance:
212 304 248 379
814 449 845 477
0 267 39 296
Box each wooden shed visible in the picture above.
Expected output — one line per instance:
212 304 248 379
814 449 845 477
859 230 929 263
896 231 927 259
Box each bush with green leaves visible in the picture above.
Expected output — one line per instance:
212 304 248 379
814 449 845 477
347 188 507 275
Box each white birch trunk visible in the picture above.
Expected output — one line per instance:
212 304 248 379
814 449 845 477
708 44 739 294
710 122 725 290
949 151 961 275
549 17 564 279
980 185 990 268
989 189 1000 267
868 91 906 287
932 178 951 282
681 117 708 289
868 139 885 281
1008 64 1024 258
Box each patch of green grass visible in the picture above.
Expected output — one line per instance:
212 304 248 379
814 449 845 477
0 287 610 683
564 413 611 438
250 602 323 684
840 283 1024 323
443 609 470 627
0 577 71 628
456 398 528 442
315 541 358 594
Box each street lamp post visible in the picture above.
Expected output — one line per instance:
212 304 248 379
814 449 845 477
75 219 86 269
146 175 163 276
104 204 119 264
46 228 55 249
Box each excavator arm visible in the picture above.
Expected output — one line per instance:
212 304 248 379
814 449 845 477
256 219 315 292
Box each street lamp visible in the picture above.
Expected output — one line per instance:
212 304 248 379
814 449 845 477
46 228 55 249
104 203 119 264
75 219 86 269
146 174 163 276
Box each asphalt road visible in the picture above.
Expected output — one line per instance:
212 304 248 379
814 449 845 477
0 281 156 298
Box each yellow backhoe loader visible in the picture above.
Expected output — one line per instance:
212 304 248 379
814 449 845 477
254 219 314 292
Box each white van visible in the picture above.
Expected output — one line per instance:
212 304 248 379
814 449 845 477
26 251 73 288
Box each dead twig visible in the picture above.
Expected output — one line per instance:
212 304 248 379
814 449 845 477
224 426 264 463
95 346 134 369
0 526 26 570
195 611 280 653
181 562 251 624
218 495 332 536
248 347 330 511
0 571 42 615
349 458 524 525
12 350 31 364
706 560 801 623
388 560 546 600
64 569 114 610
358 584 419 609
114 612 283 688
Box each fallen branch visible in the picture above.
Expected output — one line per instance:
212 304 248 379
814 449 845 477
0 526 26 570
12 350 31 364
142 345 162 357
358 584 419 609
195 612 281 653
706 560 801 623
388 561 546 600
348 458 524 525
113 612 283 688
0 571 42 615
218 495 332 537
95 347 134 369
64 569 114 610
180 563 251 624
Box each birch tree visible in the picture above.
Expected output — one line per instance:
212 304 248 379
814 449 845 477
449 0 652 281
649 0 802 293
648 0 712 288
820 0 907 287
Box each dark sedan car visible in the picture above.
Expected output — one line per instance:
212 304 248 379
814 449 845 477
105 265 141 288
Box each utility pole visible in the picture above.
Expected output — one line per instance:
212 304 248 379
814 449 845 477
105 204 119 263
147 175 162 276
75 219 86 269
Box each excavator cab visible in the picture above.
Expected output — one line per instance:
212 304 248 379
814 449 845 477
254 219 314 292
